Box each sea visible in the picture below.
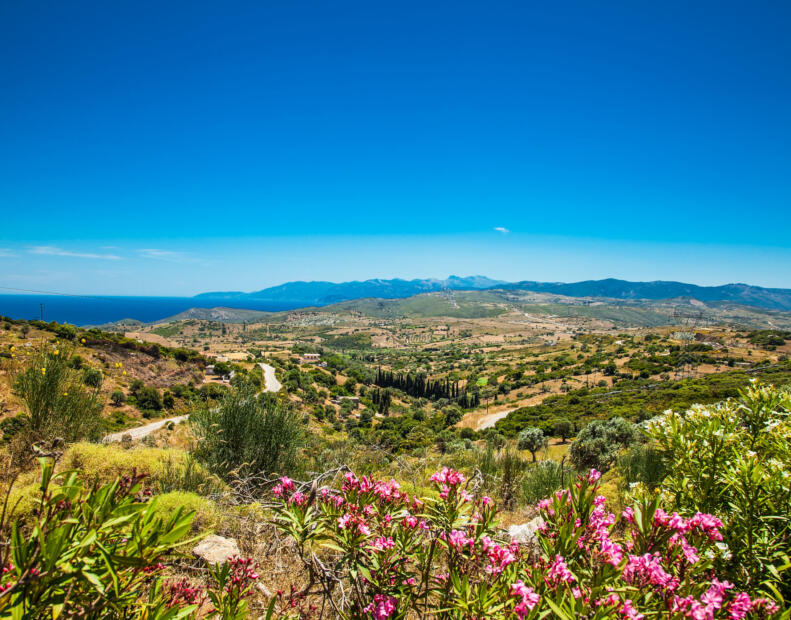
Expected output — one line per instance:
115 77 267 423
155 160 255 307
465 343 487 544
0 295 301 327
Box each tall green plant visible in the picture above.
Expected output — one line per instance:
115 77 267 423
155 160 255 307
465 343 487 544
0 457 195 618
191 385 302 483
11 346 103 443
644 382 791 601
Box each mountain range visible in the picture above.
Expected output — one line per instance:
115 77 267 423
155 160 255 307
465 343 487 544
197 276 791 312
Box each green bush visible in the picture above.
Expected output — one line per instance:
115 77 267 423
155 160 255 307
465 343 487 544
569 416 638 472
81 367 103 388
12 346 103 443
0 458 195 618
644 382 791 600
136 385 163 411
190 384 303 483
517 426 547 462
110 389 126 406
521 459 571 505
616 442 666 491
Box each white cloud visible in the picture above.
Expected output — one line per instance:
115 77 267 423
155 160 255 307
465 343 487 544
29 246 122 260
0 248 16 257
136 248 186 260
494 227 510 234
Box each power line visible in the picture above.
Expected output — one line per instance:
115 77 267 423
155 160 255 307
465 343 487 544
0 285 100 299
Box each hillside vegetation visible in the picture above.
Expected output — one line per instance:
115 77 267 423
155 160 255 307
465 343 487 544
0 308 789 618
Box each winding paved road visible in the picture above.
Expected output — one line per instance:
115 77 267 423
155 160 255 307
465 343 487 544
103 415 189 443
259 363 282 392
102 363 281 442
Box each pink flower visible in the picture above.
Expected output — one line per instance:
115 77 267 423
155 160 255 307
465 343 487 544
362 594 397 620
288 491 306 505
619 599 643 619
622 553 677 592
587 469 602 483
370 536 395 552
728 592 752 619
547 555 575 584
446 529 473 552
280 476 294 491
430 467 466 486
510 580 540 617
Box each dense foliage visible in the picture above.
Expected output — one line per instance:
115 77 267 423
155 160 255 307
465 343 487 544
271 467 781 618
9 346 103 444
190 384 303 482
643 382 791 602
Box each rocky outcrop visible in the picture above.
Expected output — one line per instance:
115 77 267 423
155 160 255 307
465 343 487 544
192 535 240 565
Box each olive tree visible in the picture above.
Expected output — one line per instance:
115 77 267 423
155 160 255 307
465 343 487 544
517 426 548 462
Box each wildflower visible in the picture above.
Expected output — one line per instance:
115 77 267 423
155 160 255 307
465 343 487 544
619 599 643 619
370 536 395 552
510 580 540 617
430 467 466 486
362 594 397 620
547 555 574 584
446 529 473 552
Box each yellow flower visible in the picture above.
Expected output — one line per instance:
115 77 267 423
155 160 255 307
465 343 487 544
53 349 59 356
80 338 86 343
122 371 127 376
9 346 14 352
41 368 46 374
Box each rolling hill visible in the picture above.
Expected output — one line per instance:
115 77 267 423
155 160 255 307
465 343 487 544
196 276 791 312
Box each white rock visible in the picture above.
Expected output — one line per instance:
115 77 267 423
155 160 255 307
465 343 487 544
508 516 544 547
192 534 240 565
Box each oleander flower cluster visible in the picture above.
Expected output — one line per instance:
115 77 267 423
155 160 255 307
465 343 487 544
271 467 780 619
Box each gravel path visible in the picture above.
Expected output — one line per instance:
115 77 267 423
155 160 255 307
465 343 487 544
477 408 516 430
103 363 280 442
103 415 188 443
259 363 282 392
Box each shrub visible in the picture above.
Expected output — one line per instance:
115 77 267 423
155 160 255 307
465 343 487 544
617 442 666 491
0 458 195 618
136 385 163 411
270 467 780 618
11 346 103 443
190 384 303 484
517 427 548 462
569 416 638 472
81 367 103 388
110 389 127 406
644 382 791 601
520 459 570 505
553 417 573 443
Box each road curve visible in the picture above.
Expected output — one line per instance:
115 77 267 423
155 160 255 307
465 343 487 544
259 363 282 392
103 415 189 443
477 408 516 430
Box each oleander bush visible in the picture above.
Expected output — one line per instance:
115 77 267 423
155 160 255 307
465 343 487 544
269 467 781 619
0 458 260 619
643 382 791 603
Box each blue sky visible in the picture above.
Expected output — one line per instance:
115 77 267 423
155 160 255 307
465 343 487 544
1 0 790 295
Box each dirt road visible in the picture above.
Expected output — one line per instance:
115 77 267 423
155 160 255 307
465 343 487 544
259 363 282 392
103 415 188 442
